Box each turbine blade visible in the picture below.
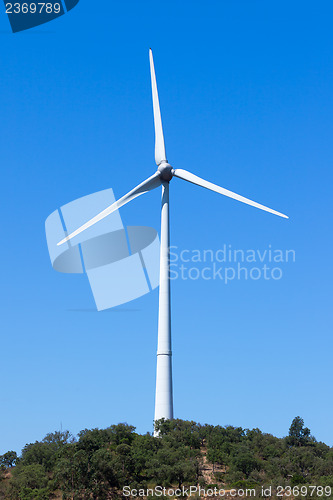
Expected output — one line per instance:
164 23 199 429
57 172 162 246
173 169 289 219
149 49 167 166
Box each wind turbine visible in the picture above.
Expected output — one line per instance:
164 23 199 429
58 49 288 431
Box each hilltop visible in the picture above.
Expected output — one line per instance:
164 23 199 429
0 417 332 499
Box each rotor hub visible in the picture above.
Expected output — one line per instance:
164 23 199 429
158 162 173 181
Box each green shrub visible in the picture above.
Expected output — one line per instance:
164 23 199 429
290 473 306 485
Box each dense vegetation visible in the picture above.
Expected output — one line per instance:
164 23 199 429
0 417 332 499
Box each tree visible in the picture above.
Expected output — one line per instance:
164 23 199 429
154 419 201 449
130 433 162 482
77 428 110 456
21 431 74 472
9 463 49 499
108 423 136 446
206 447 225 472
116 443 132 476
287 417 312 447
231 453 261 477
0 451 17 468
53 447 90 499
90 448 121 499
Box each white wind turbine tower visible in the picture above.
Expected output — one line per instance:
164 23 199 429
58 49 288 431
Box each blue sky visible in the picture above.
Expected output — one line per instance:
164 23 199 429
0 0 332 454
